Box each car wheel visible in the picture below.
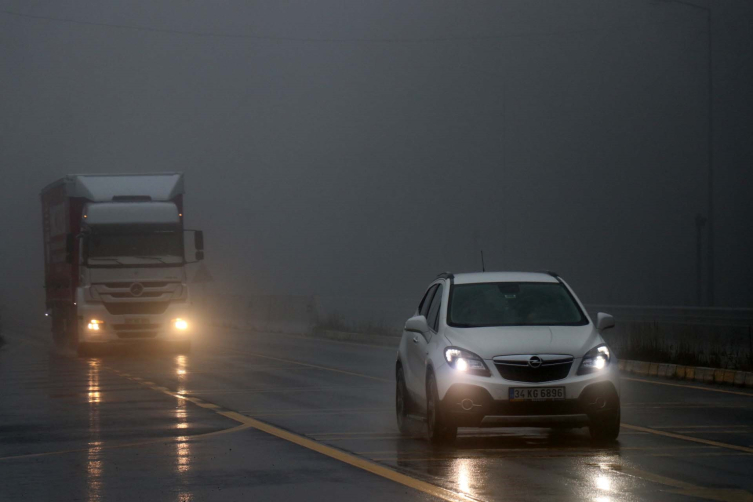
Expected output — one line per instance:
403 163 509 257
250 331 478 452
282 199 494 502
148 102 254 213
426 372 457 444
396 366 411 435
589 406 621 442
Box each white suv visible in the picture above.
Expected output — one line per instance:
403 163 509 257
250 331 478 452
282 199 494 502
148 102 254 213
395 271 620 443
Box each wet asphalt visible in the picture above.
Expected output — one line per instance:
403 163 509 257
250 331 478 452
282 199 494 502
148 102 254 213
1 325 752 502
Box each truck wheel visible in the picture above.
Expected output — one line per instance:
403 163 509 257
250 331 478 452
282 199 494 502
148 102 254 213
426 373 457 444
589 407 621 442
396 366 411 435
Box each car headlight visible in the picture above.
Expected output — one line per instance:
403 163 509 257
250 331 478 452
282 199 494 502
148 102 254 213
87 319 104 331
577 344 611 375
444 347 491 376
172 318 189 331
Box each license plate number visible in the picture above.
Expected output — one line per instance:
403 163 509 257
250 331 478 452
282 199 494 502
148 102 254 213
509 387 565 401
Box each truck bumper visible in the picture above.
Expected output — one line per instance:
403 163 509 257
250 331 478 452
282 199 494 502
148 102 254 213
77 302 194 344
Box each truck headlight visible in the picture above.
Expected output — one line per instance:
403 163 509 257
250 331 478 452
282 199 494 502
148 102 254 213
87 319 104 331
444 347 491 376
172 318 188 331
577 344 611 375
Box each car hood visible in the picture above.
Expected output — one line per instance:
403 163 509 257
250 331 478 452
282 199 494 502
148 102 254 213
442 325 601 360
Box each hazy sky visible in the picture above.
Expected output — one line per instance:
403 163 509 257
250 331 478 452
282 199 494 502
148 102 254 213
1 0 752 316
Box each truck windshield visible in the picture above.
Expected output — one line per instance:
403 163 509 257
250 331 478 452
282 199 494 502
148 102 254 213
86 224 182 261
448 282 588 327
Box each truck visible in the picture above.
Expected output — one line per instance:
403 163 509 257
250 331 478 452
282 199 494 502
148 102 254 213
41 173 204 355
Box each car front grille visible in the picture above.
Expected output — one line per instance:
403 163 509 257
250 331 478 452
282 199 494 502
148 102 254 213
494 356 573 383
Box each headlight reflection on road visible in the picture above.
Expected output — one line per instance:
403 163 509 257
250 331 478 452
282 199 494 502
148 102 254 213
176 354 187 377
87 360 103 502
174 355 192 480
88 359 101 404
176 439 191 474
590 462 615 502
453 459 475 495
595 475 612 491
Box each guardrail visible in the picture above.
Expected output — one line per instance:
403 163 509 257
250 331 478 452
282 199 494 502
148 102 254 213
585 305 753 327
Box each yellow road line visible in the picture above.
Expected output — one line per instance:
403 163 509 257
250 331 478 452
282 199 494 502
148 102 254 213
214 411 473 502
107 366 470 502
622 424 753 454
623 377 753 397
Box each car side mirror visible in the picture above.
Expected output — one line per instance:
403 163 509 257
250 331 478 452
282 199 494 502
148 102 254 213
405 315 429 334
596 312 615 331
65 233 74 264
194 230 204 251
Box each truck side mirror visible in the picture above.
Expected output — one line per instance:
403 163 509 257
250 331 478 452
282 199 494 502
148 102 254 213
65 233 74 264
194 230 204 251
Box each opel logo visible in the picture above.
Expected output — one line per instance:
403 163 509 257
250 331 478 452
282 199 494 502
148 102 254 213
528 356 542 368
130 283 144 297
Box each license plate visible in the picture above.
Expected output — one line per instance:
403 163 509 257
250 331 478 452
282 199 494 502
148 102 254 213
124 317 150 325
509 387 565 401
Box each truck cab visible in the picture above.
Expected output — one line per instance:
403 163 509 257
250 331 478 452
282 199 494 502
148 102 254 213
41 173 203 355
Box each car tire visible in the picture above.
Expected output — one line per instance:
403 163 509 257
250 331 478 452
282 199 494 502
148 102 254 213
589 406 621 442
426 372 457 444
396 366 411 435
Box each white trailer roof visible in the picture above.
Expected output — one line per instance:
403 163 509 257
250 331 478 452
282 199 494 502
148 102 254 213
42 173 184 201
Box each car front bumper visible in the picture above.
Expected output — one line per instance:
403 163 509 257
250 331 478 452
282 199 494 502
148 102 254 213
435 361 620 428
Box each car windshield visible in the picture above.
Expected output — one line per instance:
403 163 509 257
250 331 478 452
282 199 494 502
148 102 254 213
448 282 588 327
86 224 182 260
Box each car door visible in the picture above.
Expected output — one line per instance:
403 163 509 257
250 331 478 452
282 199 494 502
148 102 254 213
404 284 437 400
408 283 444 405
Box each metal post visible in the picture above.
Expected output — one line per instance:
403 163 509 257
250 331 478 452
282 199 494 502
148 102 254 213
705 8 714 307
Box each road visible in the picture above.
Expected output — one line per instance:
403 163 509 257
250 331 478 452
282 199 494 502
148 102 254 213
1 324 752 502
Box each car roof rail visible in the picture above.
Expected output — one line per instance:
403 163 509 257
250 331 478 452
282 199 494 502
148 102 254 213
436 272 454 280
541 270 560 279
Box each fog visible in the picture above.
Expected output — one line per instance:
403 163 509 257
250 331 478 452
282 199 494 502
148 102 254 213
1 0 752 318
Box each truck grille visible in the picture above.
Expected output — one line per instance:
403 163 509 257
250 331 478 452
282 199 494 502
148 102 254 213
104 302 170 315
116 331 158 339
112 323 162 331
93 281 182 302
494 356 573 383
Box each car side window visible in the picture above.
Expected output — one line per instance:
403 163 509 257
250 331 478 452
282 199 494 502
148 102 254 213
419 285 438 318
426 284 444 332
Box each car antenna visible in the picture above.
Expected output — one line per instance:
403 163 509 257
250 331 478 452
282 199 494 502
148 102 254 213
480 250 486 272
